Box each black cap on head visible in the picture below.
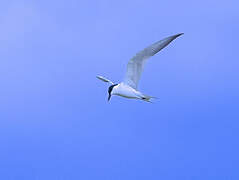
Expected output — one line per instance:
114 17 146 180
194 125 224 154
108 84 118 101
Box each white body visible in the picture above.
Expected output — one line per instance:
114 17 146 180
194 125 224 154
112 83 148 100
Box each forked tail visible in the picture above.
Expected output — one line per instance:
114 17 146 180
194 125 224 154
141 94 158 103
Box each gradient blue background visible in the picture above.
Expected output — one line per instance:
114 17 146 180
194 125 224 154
0 0 238 179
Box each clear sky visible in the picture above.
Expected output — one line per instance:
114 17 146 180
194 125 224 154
0 0 239 179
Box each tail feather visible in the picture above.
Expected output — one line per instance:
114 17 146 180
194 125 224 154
141 94 158 103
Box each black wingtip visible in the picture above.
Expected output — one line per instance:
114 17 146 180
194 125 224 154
174 33 184 38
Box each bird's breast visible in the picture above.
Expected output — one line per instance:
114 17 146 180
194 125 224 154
113 84 141 99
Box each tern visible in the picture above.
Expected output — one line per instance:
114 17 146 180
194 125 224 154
97 33 183 102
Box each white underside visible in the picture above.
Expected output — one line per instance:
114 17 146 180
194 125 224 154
112 83 150 101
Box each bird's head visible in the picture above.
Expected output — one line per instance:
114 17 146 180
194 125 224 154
108 84 118 101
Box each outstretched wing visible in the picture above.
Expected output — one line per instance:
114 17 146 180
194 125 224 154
123 33 183 89
96 75 114 85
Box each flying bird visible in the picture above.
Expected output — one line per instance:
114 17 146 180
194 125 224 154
97 33 183 102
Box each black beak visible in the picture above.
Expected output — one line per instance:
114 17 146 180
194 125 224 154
108 94 111 101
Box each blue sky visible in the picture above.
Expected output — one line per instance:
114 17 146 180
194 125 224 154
0 0 239 179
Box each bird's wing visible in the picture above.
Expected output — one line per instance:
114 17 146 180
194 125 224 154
96 75 114 85
123 33 183 89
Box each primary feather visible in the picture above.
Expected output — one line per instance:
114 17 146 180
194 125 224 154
123 33 183 89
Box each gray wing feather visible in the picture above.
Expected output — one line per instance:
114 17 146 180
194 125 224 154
123 33 183 89
97 75 114 85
